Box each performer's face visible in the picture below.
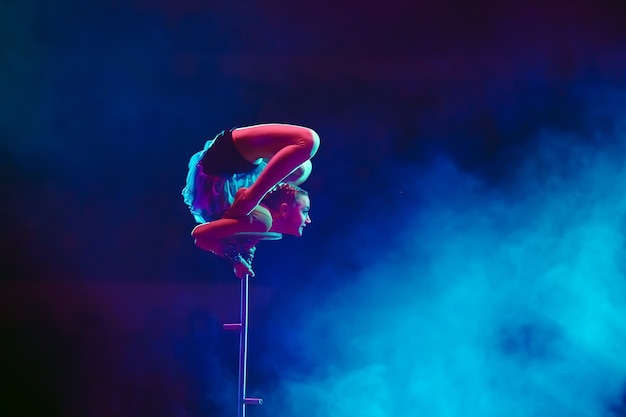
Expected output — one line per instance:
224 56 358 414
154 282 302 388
284 195 311 237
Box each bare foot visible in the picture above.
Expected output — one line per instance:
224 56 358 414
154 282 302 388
223 188 258 219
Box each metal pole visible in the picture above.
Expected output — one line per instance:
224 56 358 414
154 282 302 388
223 233 279 416
238 273 249 417
225 274 261 417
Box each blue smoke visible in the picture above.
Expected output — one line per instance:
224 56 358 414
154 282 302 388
257 94 626 417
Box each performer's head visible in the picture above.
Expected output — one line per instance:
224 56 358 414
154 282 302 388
261 183 311 237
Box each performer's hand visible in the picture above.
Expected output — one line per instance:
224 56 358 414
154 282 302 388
233 257 255 278
242 244 257 264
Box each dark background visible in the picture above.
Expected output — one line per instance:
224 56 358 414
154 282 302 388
2 1 626 416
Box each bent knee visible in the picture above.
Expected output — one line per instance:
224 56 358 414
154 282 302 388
303 128 320 158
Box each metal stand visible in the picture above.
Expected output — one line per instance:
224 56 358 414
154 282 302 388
222 232 281 417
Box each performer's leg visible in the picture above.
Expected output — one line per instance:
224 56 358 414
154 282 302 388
226 124 320 218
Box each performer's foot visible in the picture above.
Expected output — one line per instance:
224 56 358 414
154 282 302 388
223 188 259 219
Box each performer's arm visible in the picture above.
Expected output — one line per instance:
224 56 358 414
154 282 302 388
191 207 272 278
